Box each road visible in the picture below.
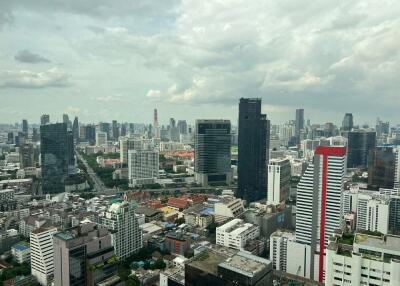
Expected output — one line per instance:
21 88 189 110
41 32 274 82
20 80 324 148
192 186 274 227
76 151 107 192
76 151 236 196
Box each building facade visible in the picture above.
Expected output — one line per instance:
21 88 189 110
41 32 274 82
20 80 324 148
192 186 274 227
267 158 291 205
194 120 231 186
237 98 270 203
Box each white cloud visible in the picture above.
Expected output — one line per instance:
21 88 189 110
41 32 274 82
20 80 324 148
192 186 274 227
0 68 69 88
146 89 162 99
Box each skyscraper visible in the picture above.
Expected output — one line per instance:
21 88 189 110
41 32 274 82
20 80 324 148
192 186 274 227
368 147 396 190
101 202 143 260
72 116 79 142
344 130 376 168
40 123 70 193
128 149 159 187
341 113 354 131
22 119 28 135
238 98 270 203
153 108 160 139
40 114 50 125
295 109 304 143
19 143 35 168
177 120 188 135
194 120 231 186
112 120 119 140
293 146 346 282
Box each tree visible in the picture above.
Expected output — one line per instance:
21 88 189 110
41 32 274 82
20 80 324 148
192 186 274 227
175 217 185 225
126 276 140 286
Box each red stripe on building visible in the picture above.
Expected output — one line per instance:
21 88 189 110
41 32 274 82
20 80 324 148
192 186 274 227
318 153 328 283
315 146 346 156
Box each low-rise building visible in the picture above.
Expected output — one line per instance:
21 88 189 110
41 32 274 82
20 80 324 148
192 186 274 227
216 219 260 250
11 243 31 264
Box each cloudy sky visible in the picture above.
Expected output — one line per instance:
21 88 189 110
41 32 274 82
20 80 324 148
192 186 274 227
0 0 399 126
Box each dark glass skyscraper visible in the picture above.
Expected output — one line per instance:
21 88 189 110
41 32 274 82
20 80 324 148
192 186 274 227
194 120 231 186
40 114 50 125
238 98 270 203
342 113 354 131
22 119 28 135
295 108 304 143
344 130 376 168
368 147 395 190
40 123 70 194
72 116 79 142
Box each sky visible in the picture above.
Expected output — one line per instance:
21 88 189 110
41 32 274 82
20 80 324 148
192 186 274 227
0 0 399 126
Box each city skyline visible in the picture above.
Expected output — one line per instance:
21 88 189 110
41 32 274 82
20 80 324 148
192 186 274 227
1 1 399 124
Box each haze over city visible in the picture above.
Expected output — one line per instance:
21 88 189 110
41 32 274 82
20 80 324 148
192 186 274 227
1 0 400 124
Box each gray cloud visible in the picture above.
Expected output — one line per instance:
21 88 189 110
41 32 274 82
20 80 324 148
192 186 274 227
1 68 69 89
14 50 50 63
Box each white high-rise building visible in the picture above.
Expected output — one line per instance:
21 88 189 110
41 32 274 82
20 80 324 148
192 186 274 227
270 230 295 272
290 146 347 283
95 131 107 146
101 202 143 260
395 147 400 189
216 219 260 250
325 232 400 286
128 149 159 187
30 227 58 286
120 136 154 163
267 158 291 205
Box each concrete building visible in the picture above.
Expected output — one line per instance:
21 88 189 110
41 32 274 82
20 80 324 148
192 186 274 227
185 246 273 286
291 146 347 282
394 147 400 189
344 130 376 168
325 232 400 286
95 131 108 146
128 149 159 187
0 189 15 201
30 227 58 286
101 202 142 260
11 243 31 264
165 232 191 256
194 120 231 186
53 221 119 286
213 196 245 218
269 230 295 272
216 219 260 250
267 158 291 205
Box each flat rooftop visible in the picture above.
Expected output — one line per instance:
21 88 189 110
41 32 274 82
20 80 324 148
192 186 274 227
219 251 271 277
189 248 231 275
355 233 400 254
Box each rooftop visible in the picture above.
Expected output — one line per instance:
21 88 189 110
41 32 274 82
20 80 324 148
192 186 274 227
355 233 400 253
219 251 271 278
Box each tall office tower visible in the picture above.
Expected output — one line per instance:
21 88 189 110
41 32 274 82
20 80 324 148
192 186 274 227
101 202 143 260
341 113 354 131
84 125 96 145
295 109 304 144
120 137 151 164
66 131 75 169
293 146 346 282
95 131 107 146
128 149 159 187
376 117 390 138
368 147 395 190
32 127 38 142
389 194 400 235
194 120 231 186
153 109 160 138
19 143 35 168
22 119 28 135
72 116 79 142
30 227 58 286
395 147 400 189
120 123 127 137
53 221 118 286
40 123 70 194
267 158 291 205
112 120 119 140
238 98 270 203
169 118 179 141
7 132 14 144
99 122 110 137
40 114 50 125
344 130 376 168
177 120 188 135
